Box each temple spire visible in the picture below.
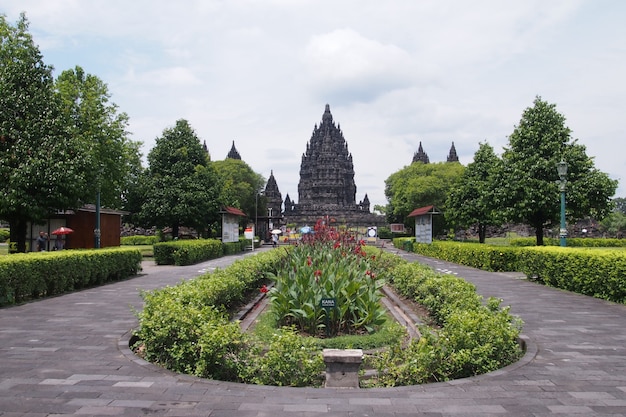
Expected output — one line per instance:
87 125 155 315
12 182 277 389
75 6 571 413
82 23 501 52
447 142 459 162
226 140 241 160
412 141 430 164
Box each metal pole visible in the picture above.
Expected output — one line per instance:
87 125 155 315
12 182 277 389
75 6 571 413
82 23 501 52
95 190 101 249
559 185 566 247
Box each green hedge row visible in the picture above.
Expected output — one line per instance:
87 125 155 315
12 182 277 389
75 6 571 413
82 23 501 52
121 235 160 245
135 249 307 383
152 237 265 265
153 239 224 265
0 248 142 306
510 237 626 247
371 261 523 385
396 239 626 304
519 247 626 303
136 246 522 387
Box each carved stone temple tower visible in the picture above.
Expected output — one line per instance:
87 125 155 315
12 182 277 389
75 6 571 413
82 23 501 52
283 104 384 227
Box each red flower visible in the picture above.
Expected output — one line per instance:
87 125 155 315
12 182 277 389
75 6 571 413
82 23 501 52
314 269 322 277
260 285 269 293
333 241 341 249
307 256 312 266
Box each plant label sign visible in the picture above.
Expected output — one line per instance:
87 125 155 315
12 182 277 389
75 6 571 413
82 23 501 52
321 298 336 309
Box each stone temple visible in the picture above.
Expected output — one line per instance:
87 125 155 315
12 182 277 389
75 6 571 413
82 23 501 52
268 104 385 228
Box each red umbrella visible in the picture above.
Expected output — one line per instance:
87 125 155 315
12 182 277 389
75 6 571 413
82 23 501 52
51 227 74 235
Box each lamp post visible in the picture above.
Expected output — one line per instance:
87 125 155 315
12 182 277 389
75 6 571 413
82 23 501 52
557 160 568 247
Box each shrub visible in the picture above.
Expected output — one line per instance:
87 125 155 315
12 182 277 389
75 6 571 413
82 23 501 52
0 248 142 306
0 228 9 243
368 262 523 387
121 235 160 245
153 239 223 265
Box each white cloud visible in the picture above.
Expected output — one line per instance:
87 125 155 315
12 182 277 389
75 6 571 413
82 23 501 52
4 0 626 209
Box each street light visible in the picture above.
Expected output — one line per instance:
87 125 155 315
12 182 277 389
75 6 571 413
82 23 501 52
557 160 568 247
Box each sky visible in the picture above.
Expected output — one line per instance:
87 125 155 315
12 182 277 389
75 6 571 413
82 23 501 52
3 0 626 210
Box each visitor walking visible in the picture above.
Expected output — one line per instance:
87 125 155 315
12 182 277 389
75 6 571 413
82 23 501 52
36 231 48 251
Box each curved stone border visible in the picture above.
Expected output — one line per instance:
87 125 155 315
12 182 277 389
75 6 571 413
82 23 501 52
118 329 537 389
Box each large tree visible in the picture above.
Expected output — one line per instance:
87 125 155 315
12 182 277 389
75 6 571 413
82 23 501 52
0 14 89 252
500 96 617 245
55 66 142 209
446 142 503 243
384 161 464 233
213 158 265 226
139 119 222 238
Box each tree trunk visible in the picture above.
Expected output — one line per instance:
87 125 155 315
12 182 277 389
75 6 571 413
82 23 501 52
478 224 486 244
9 219 28 253
172 224 179 239
535 226 544 246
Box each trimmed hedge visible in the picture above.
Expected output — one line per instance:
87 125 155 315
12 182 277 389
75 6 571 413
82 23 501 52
370 261 523 386
510 237 626 247
135 249 296 382
136 246 523 387
0 248 142 306
121 235 159 246
412 241 521 272
518 247 626 303
153 239 224 265
398 239 626 304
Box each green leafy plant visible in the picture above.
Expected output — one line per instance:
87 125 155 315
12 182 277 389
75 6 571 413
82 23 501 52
268 220 387 336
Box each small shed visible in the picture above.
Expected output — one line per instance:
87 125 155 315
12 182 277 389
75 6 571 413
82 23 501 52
408 205 440 244
28 205 127 251
220 206 247 243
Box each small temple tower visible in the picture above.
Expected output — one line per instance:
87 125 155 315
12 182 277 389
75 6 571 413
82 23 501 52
226 140 242 160
447 142 459 162
412 142 430 164
264 170 283 220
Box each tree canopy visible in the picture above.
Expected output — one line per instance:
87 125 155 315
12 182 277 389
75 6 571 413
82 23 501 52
55 66 142 209
138 119 222 238
0 14 90 252
213 158 265 224
384 161 464 232
499 96 617 245
446 142 503 243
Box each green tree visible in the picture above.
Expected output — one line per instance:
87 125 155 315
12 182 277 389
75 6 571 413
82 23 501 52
500 96 617 245
446 142 503 243
139 119 222 238
612 197 626 215
213 158 265 225
55 66 143 209
599 211 626 238
0 14 89 252
384 161 464 233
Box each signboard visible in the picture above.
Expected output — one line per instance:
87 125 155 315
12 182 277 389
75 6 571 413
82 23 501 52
244 227 254 240
390 223 405 233
321 298 336 308
415 215 433 244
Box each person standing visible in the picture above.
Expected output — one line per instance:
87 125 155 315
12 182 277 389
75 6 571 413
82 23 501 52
36 231 48 251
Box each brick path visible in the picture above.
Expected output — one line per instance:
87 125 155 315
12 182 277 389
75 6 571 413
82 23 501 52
1 247 625 416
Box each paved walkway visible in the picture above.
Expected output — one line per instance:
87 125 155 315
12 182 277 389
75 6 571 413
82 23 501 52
1 247 625 416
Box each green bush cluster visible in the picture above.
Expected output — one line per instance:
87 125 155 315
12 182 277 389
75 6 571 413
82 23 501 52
137 244 523 387
0 248 142 306
222 240 243 255
153 239 223 265
135 248 325 386
518 247 626 303
368 262 523 386
121 235 160 245
412 241 521 272
403 240 626 304
0 228 9 243
510 237 626 247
